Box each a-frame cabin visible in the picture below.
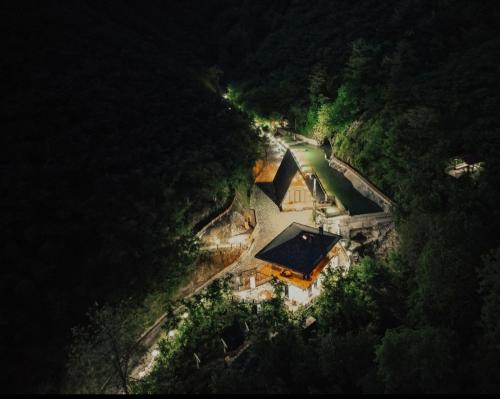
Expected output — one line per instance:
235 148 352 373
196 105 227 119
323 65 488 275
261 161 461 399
273 149 326 211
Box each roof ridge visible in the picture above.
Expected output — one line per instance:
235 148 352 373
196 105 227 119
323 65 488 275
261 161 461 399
272 149 302 205
290 222 341 237
255 222 341 276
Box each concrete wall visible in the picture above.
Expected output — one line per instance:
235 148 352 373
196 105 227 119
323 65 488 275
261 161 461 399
321 211 393 238
294 133 320 147
329 156 394 213
287 284 311 304
287 255 339 305
287 282 323 304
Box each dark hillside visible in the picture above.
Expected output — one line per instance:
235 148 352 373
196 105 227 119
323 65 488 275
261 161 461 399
0 1 260 392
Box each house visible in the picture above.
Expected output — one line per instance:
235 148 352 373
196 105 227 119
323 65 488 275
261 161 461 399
273 149 328 211
255 222 347 305
445 154 483 178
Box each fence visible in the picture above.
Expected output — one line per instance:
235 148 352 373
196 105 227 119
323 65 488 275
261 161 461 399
195 192 237 238
232 269 272 292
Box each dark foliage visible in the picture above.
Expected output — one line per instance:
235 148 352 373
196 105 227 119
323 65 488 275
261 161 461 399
3 0 500 394
0 1 260 393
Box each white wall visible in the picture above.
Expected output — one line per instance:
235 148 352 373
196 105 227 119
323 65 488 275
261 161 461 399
287 284 311 304
287 255 340 305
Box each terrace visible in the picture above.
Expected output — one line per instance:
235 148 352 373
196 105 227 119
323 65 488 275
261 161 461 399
258 254 332 290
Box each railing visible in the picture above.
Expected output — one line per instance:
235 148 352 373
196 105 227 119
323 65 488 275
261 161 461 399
194 191 237 238
231 267 272 292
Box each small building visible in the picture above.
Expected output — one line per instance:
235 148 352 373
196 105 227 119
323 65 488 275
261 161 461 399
446 154 483 178
255 222 346 305
273 149 328 211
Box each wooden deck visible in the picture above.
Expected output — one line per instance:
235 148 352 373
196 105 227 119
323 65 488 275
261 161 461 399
258 254 333 290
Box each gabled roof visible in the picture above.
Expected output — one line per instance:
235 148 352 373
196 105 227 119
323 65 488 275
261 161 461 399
273 149 327 206
304 173 327 203
273 149 302 205
255 222 341 276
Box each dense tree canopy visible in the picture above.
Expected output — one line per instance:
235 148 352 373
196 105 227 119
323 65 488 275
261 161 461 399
2 0 500 394
135 0 500 394
1 1 261 393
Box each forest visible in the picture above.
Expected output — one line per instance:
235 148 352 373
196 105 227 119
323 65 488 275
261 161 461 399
2 0 500 394
1 1 261 393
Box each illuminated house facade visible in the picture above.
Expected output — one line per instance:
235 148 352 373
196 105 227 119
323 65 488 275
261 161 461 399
446 154 484 178
255 222 346 305
273 149 328 212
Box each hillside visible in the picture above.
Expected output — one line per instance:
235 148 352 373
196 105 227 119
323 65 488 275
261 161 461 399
2 0 500 394
0 1 261 393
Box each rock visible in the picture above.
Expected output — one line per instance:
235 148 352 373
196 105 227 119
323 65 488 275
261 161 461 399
230 211 247 236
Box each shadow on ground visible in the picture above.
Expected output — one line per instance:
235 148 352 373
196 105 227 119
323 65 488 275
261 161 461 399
256 182 277 206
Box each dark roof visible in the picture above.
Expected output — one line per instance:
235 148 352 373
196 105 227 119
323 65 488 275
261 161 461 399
255 222 341 275
304 172 327 202
273 149 302 205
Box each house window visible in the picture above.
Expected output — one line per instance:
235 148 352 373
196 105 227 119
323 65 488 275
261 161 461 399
284 285 289 298
308 285 313 297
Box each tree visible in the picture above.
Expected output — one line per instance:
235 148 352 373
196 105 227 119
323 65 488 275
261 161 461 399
376 327 459 393
64 301 145 394
476 248 500 392
309 63 329 106
315 257 402 336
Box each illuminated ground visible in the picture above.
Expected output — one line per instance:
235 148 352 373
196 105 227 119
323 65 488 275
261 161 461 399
230 140 314 274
